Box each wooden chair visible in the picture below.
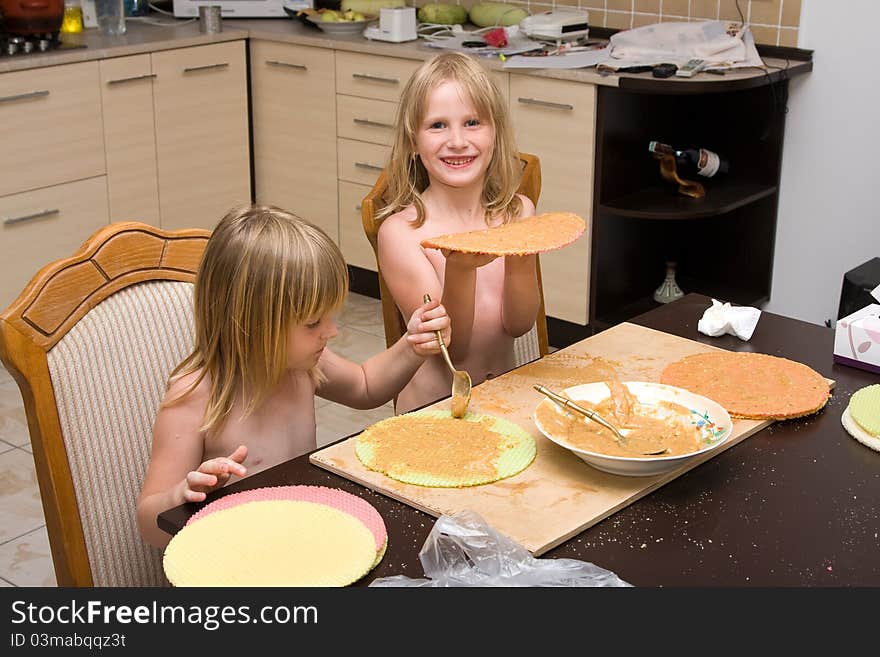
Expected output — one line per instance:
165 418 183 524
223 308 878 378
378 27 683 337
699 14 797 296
0 222 210 586
361 152 549 364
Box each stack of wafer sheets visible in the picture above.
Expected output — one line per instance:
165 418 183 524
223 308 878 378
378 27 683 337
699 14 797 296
163 486 387 586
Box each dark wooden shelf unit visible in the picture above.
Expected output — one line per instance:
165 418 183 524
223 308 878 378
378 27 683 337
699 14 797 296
589 78 796 330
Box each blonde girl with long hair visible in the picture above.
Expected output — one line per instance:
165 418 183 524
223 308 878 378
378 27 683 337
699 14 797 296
378 51 540 413
137 204 450 548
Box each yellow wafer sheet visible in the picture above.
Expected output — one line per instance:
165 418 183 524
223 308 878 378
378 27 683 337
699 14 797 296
355 409 536 487
163 500 377 587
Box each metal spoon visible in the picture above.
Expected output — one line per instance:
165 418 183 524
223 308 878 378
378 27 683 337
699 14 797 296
533 384 669 456
423 293 471 418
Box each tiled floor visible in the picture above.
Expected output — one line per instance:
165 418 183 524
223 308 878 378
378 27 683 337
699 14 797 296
0 292 392 587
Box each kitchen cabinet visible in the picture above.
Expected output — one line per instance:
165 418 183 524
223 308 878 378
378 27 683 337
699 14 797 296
510 74 596 326
99 54 161 227
152 40 251 230
99 41 250 231
251 41 337 238
0 60 108 308
590 82 790 330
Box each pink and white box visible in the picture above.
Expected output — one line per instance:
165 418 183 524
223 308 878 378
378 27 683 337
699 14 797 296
834 283 880 374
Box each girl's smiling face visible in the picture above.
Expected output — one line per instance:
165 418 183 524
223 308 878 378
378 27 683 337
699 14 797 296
415 79 495 190
286 314 338 370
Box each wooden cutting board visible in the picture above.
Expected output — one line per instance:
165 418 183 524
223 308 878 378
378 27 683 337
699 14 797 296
310 322 775 555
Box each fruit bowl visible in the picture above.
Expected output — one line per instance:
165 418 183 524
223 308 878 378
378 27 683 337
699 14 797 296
305 13 379 34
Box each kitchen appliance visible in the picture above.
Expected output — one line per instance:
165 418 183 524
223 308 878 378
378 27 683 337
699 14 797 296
363 6 417 43
172 0 291 18
0 0 64 35
519 9 589 42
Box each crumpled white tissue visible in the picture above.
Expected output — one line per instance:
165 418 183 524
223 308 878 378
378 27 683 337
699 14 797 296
697 298 761 341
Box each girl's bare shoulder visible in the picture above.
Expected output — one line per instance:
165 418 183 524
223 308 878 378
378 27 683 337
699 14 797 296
516 193 536 218
163 369 210 409
378 205 424 242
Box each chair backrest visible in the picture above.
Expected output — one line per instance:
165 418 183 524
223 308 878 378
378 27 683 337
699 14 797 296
361 152 549 363
0 222 210 586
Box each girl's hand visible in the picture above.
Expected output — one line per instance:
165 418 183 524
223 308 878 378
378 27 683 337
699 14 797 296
179 445 248 503
405 298 451 358
443 249 498 271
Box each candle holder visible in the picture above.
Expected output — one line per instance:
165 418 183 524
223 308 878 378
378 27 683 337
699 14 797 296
654 260 684 304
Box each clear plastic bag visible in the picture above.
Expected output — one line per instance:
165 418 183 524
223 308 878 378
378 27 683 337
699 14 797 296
370 510 631 587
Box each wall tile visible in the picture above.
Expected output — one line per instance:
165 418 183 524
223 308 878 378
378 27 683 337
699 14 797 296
608 0 634 11
778 27 798 47
749 24 779 45
719 0 746 21
633 12 660 27
662 0 691 17
606 11 633 28
780 0 801 27
634 0 661 13
691 0 719 19
749 0 781 25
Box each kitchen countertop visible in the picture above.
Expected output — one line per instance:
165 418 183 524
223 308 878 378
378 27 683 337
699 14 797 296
1 16 811 90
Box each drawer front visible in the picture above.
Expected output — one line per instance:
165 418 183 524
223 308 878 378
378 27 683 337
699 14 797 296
251 40 337 236
0 61 105 197
100 54 161 226
336 95 397 146
0 176 109 309
338 181 377 271
510 74 596 325
337 139 390 186
335 51 420 102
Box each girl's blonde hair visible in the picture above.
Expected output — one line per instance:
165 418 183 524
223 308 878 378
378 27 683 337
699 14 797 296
379 51 523 226
169 204 348 434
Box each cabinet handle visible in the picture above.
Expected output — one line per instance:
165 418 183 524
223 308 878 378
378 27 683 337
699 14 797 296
517 97 574 111
266 60 307 71
3 208 60 226
355 162 383 172
355 204 362 211
353 118 394 130
183 63 230 74
107 73 157 85
0 90 49 104
352 73 399 85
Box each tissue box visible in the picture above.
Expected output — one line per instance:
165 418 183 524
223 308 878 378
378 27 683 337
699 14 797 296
834 304 880 374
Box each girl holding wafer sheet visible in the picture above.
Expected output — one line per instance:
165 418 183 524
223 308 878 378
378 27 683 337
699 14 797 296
137 204 450 548
378 52 541 413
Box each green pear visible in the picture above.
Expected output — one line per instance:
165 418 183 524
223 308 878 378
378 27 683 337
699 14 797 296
321 10 340 21
353 12 366 20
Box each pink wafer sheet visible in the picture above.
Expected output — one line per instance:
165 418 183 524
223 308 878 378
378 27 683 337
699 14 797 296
186 485 387 552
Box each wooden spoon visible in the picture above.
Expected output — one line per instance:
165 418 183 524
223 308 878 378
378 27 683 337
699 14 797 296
423 294 471 418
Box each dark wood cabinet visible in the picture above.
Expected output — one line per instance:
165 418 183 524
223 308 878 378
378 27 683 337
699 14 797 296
587 59 811 333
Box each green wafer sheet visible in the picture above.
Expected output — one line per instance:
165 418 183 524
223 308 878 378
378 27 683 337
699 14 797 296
355 409 536 487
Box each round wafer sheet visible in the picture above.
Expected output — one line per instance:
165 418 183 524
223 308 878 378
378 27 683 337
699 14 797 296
660 351 830 420
841 404 880 453
419 212 586 256
163 500 377 587
355 409 536 487
185 485 387 553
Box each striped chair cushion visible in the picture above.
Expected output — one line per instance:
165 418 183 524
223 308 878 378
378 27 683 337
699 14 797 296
47 281 195 587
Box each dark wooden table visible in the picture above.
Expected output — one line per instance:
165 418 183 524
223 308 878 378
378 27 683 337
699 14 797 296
158 293 880 586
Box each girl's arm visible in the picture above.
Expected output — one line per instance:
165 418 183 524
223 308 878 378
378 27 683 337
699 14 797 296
136 381 246 548
501 195 541 338
317 298 450 409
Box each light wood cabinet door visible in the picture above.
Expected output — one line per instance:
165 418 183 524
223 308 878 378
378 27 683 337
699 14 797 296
100 54 160 226
251 41 337 237
510 74 596 325
0 177 109 308
152 41 251 231
338 181 376 271
0 61 104 197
